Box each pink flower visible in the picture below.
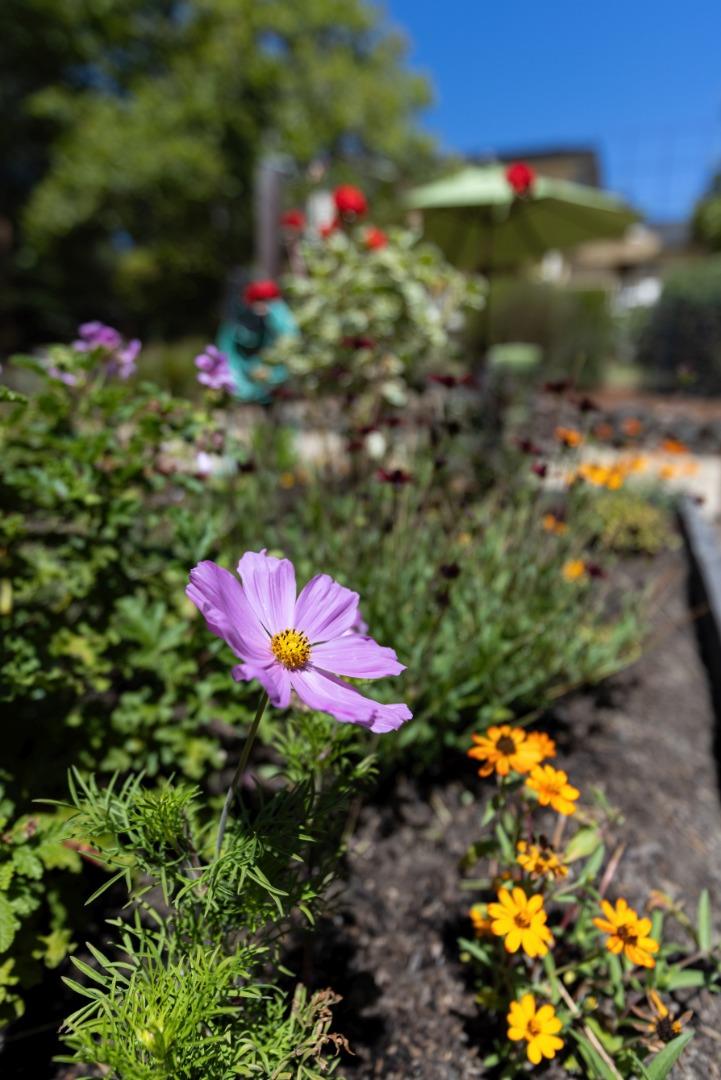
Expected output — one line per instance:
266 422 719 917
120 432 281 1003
195 344 235 392
187 551 411 732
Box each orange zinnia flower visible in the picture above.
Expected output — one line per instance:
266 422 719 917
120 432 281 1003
526 765 580 815
631 990 692 1052
562 559 587 582
555 426 583 448
468 725 543 778
661 437 689 454
542 513 567 535
593 898 659 968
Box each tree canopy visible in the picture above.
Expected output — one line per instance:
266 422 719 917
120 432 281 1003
1 0 433 345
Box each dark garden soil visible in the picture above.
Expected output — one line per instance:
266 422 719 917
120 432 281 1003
306 549 721 1078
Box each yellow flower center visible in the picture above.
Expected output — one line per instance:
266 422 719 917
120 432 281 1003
514 910 532 929
527 1017 541 1037
270 628 311 670
497 735 517 755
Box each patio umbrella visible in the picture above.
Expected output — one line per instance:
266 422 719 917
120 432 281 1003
405 164 639 272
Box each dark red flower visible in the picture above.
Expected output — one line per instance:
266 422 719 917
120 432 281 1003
280 209 305 230
342 335 377 350
576 395 599 413
543 378 573 395
586 562 606 579
376 467 412 486
514 436 542 456
506 161 536 196
532 461 548 478
334 184 368 219
364 226 387 250
245 280 281 304
429 373 459 388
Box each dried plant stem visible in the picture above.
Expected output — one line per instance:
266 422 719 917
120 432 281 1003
556 981 624 1080
216 690 269 857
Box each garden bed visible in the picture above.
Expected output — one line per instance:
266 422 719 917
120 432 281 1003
306 548 721 1077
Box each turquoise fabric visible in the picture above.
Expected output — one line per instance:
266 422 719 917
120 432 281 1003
217 299 297 403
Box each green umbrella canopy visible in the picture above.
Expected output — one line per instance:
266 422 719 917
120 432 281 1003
405 165 640 271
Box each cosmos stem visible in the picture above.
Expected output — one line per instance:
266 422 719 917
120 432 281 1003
216 690 269 858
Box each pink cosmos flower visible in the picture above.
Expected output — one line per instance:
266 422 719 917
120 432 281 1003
187 550 411 733
195 344 235 393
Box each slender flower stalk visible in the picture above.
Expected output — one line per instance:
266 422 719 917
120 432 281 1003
215 690 268 857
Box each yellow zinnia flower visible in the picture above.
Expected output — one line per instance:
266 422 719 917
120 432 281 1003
507 994 564 1064
488 887 553 957
524 731 556 762
516 840 568 880
562 558 587 582
526 765 580 816
468 725 543 778
593 898 659 968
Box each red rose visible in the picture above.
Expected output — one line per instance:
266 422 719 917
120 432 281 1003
334 184 368 218
364 226 387 250
280 209 305 230
244 280 281 304
505 162 536 196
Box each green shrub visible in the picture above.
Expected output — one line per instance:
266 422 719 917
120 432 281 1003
586 489 672 555
265 226 483 422
635 256 721 391
468 279 615 386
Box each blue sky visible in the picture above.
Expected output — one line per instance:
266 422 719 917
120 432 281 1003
386 0 721 222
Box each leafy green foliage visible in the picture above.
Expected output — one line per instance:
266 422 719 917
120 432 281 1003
0 772 81 1022
57 709 364 1078
584 489 672 555
635 256 721 392
3 0 434 343
266 226 483 419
